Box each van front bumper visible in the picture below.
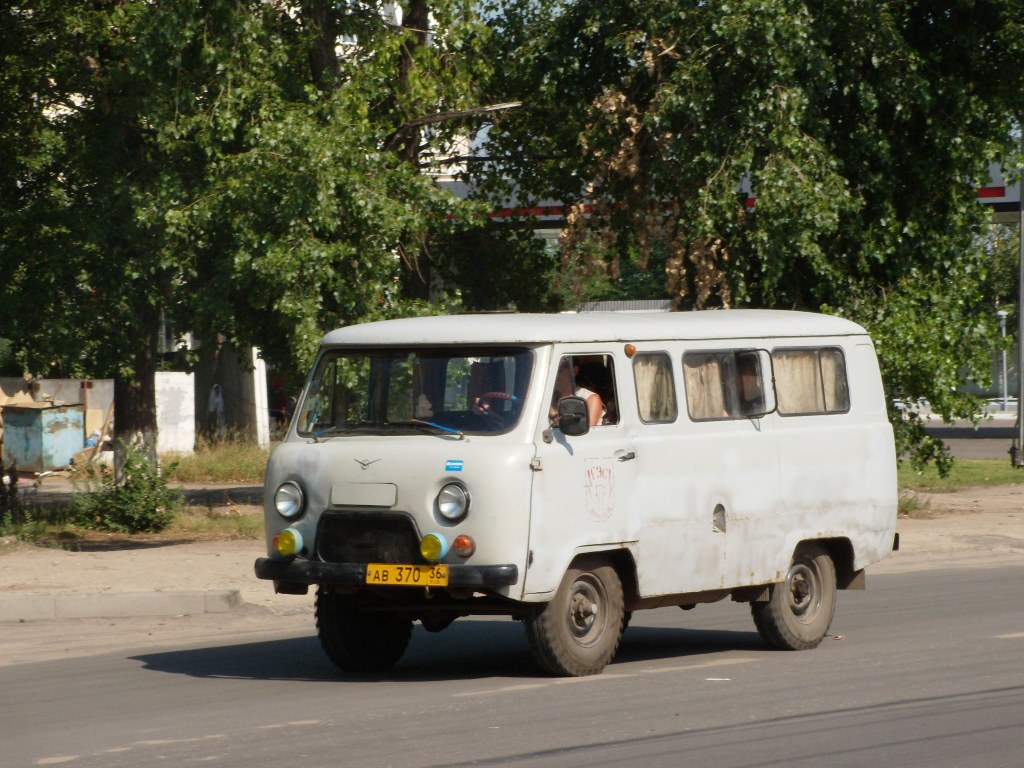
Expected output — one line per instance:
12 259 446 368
254 557 518 589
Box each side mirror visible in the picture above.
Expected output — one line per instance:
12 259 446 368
557 396 590 436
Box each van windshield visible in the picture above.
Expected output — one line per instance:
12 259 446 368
296 348 534 437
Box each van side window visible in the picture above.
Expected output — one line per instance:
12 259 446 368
633 353 677 423
683 350 765 420
773 347 850 415
550 355 619 426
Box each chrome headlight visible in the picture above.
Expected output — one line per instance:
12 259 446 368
437 483 470 522
274 481 305 519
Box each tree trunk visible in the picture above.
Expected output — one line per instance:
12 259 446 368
397 0 432 301
113 305 160 478
306 0 340 89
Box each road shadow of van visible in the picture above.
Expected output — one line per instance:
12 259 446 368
131 618 766 683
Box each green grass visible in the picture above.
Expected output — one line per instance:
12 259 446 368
165 505 264 539
164 438 270 484
1 502 262 547
898 458 1024 492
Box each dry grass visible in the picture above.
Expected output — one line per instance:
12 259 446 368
164 437 270 484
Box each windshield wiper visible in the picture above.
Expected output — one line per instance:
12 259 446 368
310 424 373 442
406 419 466 440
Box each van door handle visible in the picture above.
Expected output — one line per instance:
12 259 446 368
616 451 636 462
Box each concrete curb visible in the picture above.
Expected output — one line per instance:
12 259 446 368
0 589 243 622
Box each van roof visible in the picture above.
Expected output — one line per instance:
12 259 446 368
320 310 868 347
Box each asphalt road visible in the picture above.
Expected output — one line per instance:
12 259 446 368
3 566 1023 768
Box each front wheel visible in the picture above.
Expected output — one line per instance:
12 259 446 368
316 588 412 673
525 563 625 676
751 543 836 650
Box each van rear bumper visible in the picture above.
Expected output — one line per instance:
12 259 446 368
254 557 518 589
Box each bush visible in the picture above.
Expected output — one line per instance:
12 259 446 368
73 443 183 533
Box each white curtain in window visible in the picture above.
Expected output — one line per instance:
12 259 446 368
634 355 677 422
684 355 725 419
820 350 849 412
775 350 824 414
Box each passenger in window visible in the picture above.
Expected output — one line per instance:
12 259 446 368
575 363 609 427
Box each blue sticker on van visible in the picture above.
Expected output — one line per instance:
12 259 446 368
445 459 464 472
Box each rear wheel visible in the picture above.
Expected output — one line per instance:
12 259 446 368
526 563 625 676
316 588 412 673
751 543 836 650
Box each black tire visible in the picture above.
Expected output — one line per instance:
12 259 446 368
315 588 412 673
525 563 625 676
751 543 836 650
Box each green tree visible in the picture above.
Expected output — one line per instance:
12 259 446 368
480 0 1024 470
0 1 493 460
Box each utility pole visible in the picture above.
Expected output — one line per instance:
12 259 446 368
1016 128 1024 465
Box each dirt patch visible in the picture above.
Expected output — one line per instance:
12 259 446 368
878 484 1024 574
902 483 1024 517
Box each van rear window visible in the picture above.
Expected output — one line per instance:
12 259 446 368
773 348 850 415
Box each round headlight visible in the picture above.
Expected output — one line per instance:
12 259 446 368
437 483 470 522
275 481 305 519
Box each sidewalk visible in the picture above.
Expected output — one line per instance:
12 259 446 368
1 478 313 623
3 483 1024 625
0 539 313 622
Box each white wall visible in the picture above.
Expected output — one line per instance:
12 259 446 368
156 372 195 455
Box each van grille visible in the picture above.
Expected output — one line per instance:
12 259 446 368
316 512 422 564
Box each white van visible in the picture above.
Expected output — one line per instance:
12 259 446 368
256 310 898 676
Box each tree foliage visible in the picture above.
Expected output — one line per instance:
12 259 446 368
2 1 1023 474
480 0 1024 470
0 0 491 453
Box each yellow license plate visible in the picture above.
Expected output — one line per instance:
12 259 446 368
365 563 449 587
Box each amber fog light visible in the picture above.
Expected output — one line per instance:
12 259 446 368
420 532 450 563
273 527 304 557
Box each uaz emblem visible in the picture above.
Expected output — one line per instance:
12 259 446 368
354 458 381 470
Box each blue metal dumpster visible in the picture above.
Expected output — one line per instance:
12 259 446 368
2 403 85 473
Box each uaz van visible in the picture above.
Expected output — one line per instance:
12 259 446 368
256 310 898 676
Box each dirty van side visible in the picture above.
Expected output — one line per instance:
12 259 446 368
255 311 898 676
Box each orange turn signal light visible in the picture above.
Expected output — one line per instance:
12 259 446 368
452 534 475 558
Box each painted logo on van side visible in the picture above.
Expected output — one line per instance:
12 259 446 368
584 459 615 522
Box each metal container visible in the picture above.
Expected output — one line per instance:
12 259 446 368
1 403 85 473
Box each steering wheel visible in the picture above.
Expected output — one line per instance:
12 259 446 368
472 391 516 417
